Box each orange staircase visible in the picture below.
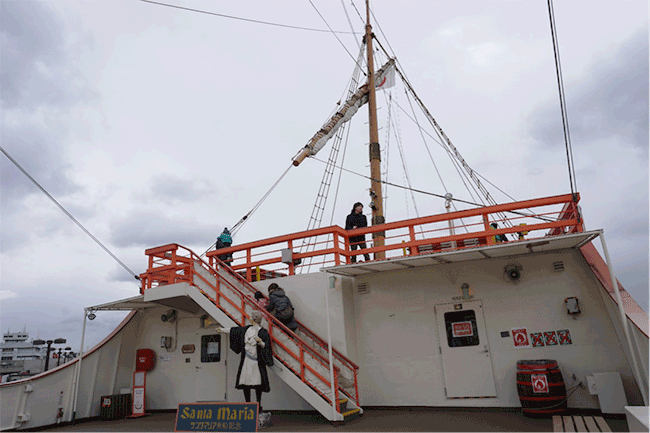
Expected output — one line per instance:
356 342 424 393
139 244 361 422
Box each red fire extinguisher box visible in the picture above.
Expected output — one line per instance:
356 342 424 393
135 349 155 371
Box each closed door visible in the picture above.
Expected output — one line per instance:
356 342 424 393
435 301 497 398
194 332 226 402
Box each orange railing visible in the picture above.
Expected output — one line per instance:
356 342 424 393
207 193 583 280
139 244 359 412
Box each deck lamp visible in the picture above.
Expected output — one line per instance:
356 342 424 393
33 338 66 371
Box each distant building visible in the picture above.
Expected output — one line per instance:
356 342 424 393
0 330 47 375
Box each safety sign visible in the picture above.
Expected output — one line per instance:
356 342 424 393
557 329 572 345
511 328 530 347
452 321 473 337
530 332 545 347
544 331 558 346
531 374 549 393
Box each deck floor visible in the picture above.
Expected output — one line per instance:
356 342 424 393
40 408 629 432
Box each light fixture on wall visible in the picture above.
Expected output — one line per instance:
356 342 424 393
461 283 471 300
161 309 177 323
504 263 523 282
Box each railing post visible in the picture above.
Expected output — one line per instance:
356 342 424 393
344 235 351 264
354 368 360 406
300 345 305 381
408 225 416 255
246 248 252 282
333 232 340 266
287 239 295 276
483 214 494 245
334 373 340 416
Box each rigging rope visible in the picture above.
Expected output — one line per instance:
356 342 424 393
140 0 360 34
201 163 293 258
310 157 555 223
547 0 578 198
309 0 367 71
1 146 140 280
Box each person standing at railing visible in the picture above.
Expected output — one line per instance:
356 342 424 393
345 202 371 263
215 227 233 264
490 223 508 243
216 311 273 411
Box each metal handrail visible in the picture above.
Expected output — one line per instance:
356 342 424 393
140 244 358 410
207 193 583 278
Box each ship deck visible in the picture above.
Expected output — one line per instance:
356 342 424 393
42 408 629 432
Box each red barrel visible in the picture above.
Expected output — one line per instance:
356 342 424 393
516 359 567 417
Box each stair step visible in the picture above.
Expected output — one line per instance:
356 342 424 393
338 398 348 405
341 408 361 418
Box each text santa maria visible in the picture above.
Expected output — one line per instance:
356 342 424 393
175 402 258 432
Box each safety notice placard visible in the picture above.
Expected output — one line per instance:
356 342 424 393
511 328 530 347
452 321 473 337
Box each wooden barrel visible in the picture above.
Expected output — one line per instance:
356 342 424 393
516 359 567 417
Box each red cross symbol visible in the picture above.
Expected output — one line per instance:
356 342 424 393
544 331 558 346
558 329 572 345
532 374 549 393
531 332 545 347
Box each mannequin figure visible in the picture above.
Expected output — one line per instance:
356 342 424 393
217 311 273 410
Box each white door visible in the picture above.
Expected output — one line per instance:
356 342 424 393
435 300 497 398
194 331 227 402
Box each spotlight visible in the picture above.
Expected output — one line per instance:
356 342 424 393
87 312 96 321
161 309 177 323
504 263 522 282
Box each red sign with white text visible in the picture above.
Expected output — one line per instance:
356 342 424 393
452 321 473 337
511 328 530 347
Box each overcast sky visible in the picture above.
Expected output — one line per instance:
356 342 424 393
1 0 647 351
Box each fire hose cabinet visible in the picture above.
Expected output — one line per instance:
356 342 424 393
100 394 132 420
135 348 155 371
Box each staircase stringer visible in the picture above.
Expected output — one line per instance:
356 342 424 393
179 283 345 422
190 262 354 421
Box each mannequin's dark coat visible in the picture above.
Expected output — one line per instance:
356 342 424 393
229 326 273 392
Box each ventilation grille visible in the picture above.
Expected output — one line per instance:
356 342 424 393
552 261 565 272
357 283 369 294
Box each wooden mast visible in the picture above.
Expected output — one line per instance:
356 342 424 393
365 0 385 260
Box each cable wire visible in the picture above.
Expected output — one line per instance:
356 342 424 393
308 0 366 71
311 156 555 222
547 0 578 197
201 163 294 257
140 0 360 34
1 146 140 280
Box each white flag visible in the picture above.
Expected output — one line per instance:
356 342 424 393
375 62 396 91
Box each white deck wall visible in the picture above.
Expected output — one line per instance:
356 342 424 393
2 248 647 430
350 250 645 407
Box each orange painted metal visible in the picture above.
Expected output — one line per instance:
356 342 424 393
204 193 584 281
139 244 358 411
580 242 648 337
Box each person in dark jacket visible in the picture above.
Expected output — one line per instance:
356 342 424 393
345 202 370 263
265 283 298 332
216 311 273 410
215 227 233 263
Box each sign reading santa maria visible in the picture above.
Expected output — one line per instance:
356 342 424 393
451 321 473 337
175 402 258 432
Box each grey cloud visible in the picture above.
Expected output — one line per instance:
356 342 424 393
0 1 96 109
109 265 145 283
143 173 220 202
109 211 223 248
529 29 648 150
